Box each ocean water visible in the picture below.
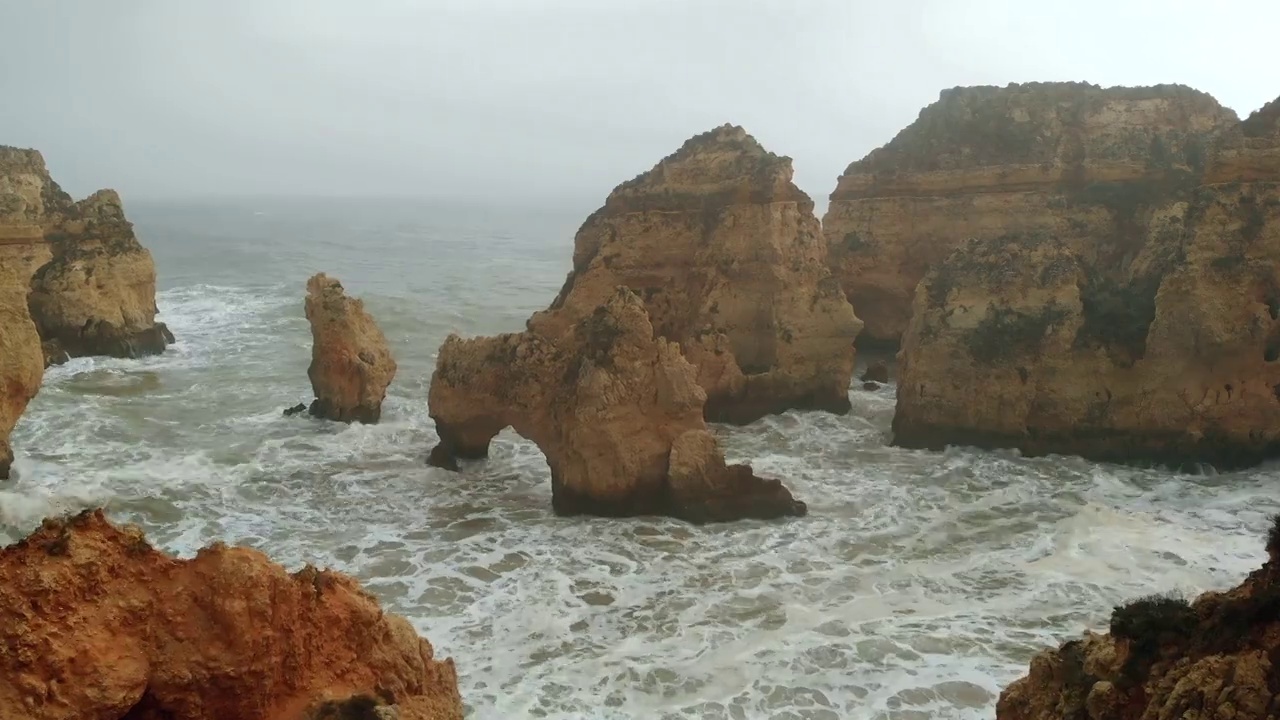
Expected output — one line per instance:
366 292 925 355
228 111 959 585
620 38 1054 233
3 197 1277 719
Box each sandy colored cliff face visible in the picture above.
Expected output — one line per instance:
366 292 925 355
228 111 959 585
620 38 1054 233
0 145 172 366
428 287 806 523
0 284 43 480
304 273 398 424
893 92 1280 468
531 124 861 423
997 517 1280 720
0 509 463 720
823 82 1238 345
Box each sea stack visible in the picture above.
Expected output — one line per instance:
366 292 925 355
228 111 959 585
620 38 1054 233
428 287 807 523
997 515 1280 720
822 82 1236 346
530 124 862 424
304 273 397 423
0 145 173 366
892 90 1280 468
0 509 464 719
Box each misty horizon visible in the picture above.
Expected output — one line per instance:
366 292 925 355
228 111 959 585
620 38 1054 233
4 1 1278 207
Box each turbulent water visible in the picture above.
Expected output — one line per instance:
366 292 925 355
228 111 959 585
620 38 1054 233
3 197 1277 719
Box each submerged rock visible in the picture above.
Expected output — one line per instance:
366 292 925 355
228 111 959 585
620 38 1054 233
823 82 1237 346
892 90 1280 468
428 287 806 523
0 509 463 720
0 146 173 365
997 514 1280 720
531 124 862 424
0 286 42 480
304 273 397 424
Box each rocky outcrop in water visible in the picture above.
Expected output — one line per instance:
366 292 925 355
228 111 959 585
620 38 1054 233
530 124 862 424
428 286 806 523
0 509 463 720
304 273 397 424
823 82 1237 346
0 146 172 366
0 285 43 480
997 515 1280 720
889 88 1280 468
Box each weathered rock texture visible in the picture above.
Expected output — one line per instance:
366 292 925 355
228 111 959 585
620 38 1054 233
0 509 463 720
0 145 172 366
997 515 1280 720
891 86 1280 468
823 82 1238 346
0 284 43 480
531 124 862 424
304 273 397 424
428 287 806 523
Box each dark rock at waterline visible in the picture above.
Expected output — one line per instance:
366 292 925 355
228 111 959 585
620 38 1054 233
862 381 881 391
426 443 460 471
860 361 889 384
283 403 308 417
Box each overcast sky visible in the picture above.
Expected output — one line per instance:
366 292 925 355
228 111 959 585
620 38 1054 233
2 0 1277 209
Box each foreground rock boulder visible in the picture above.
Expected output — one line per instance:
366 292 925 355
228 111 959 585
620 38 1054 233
531 124 862 424
997 515 1280 720
823 82 1237 346
0 509 463 720
0 285 43 480
304 273 397 423
0 145 172 366
429 287 806 523
893 90 1280 468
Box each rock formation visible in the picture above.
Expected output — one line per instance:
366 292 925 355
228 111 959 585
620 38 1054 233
823 82 1237 346
428 286 806 523
0 145 172 366
890 87 1280 468
530 124 862 424
996 514 1280 720
304 273 397 424
0 285 43 480
0 509 463 720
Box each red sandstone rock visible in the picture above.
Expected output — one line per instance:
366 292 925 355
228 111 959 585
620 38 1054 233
0 509 462 720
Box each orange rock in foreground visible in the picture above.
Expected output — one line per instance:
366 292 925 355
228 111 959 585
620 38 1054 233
0 509 462 720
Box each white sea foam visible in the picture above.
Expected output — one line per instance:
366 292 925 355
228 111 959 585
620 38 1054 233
5 206 1279 719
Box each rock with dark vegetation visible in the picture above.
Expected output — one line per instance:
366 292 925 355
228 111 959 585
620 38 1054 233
893 89 1280 469
997 513 1280 720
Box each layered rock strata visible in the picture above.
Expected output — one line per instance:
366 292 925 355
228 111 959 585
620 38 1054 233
428 287 806 523
890 88 1280 467
304 273 397 423
0 509 463 720
997 514 1280 720
531 124 862 424
823 82 1238 346
0 146 172 366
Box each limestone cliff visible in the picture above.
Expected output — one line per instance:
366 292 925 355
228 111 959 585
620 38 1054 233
823 82 1237 345
531 125 862 424
891 90 1280 468
0 285 43 480
428 287 806 523
997 515 1280 720
0 509 463 720
304 273 397 424
0 145 172 366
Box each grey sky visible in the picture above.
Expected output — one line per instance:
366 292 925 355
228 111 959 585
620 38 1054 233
2 0 1277 209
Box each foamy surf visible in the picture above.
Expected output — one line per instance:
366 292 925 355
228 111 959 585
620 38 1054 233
5 202 1279 719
